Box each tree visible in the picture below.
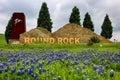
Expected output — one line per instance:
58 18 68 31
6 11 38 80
37 2 52 32
69 6 81 25
101 14 113 39
5 18 12 44
83 12 94 31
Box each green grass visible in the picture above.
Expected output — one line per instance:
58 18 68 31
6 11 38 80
0 34 120 52
0 34 7 46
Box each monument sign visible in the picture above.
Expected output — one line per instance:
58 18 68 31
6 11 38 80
11 13 26 39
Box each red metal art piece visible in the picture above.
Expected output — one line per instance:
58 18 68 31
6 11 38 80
11 13 26 39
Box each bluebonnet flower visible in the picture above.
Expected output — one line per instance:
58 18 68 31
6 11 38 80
105 65 108 70
83 72 87 75
47 59 52 64
0 70 2 73
98 65 103 69
39 68 42 74
20 66 24 71
110 70 114 77
11 68 16 74
16 71 21 76
84 60 91 65
33 73 38 79
5 67 9 72
76 67 80 73
96 69 100 75
42 68 47 72
92 65 98 71
30 58 34 63
81 75 84 80
39 62 43 68
25 61 29 65
51 70 54 76
58 76 61 80
27 68 33 74
31 73 34 77
71 62 75 66
0 64 3 68
39 68 47 74
10 58 16 62
53 78 56 80
2 62 8 66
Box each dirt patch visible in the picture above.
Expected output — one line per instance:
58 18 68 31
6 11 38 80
20 27 52 43
52 23 112 43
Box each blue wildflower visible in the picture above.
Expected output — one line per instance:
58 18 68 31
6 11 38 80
16 71 21 76
11 68 16 74
42 68 47 72
93 65 98 71
96 69 100 75
76 67 80 73
5 67 9 72
58 76 61 80
27 68 33 74
84 60 91 65
83 72 87 75
0 70 2 73
47 59 52 64
0 64 3 68
39 62 42 68
53 78 56 80
105 65 108 70
51 70 54 76
110 70 114 77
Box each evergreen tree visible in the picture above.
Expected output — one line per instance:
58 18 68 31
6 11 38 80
101 14 113 39
5 18 12 44
83 12 94 31
69 6 81 25
37 2 52 32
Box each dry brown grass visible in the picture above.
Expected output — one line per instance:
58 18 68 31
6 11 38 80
20 27 52 43
52 23 112 43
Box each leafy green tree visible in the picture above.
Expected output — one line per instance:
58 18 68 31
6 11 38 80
83 12 94 31
37 2 53 32
5 18 12 44
69 6 81 25
101 14 113 39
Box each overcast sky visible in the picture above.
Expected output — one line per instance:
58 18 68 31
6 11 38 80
0 0 120 41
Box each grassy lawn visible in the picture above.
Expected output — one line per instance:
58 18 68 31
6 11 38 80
0 34 7 46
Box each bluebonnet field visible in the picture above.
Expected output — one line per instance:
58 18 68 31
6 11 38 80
0 49 120 80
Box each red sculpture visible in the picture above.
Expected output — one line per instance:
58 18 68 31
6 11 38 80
11 13 26 39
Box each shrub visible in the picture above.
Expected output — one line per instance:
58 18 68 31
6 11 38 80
89 36 100 43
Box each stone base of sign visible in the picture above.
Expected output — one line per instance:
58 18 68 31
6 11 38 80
9 39 20 44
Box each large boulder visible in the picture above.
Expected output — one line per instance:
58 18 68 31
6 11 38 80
52 23 112 43
20 27 52 43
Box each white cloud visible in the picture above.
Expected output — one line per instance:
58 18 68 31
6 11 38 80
0 24 5 34
110 32 120 42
